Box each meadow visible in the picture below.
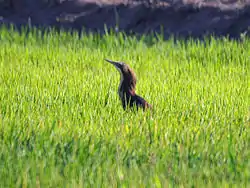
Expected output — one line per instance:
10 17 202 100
0 26 249 187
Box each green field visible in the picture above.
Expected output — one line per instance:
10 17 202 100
0 26 249 187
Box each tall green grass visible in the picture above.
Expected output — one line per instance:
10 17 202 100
0 26 249 187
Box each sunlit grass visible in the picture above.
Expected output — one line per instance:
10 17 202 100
0 26 249 187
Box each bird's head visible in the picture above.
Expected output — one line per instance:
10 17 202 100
105 58 137 91
105 59 128 73
105 59 136 78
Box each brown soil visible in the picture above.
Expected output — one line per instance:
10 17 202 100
0 0 250 39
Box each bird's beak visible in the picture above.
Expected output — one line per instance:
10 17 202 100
104 59 122 69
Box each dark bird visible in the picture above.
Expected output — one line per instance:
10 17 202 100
105 59 152 111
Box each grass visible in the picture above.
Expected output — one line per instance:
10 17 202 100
0 26 249 187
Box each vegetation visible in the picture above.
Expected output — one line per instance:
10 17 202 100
0 26 249 187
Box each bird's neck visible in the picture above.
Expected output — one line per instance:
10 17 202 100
118 75 136 99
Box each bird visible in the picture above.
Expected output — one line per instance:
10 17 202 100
105 59 152 111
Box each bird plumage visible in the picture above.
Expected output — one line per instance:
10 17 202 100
105 59 152 111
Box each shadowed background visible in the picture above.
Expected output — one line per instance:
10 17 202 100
0 0 250 40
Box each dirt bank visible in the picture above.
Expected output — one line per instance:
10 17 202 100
0 0 250 39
